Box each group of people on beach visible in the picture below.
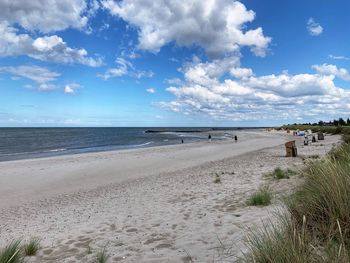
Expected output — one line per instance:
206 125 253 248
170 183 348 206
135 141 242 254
181 133 238 144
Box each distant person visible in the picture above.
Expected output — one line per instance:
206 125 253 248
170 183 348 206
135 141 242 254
181 139 184 144
234 135 238 142
208 134 212 142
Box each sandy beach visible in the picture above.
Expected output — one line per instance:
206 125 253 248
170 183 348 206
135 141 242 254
0 130 341 262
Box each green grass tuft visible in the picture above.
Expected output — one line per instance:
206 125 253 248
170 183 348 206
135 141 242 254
23 238 40 256
273 167 287 179
268 167 297 180
214 174 221 183
0 240 23 263
247 186 272 206
96 247 109 263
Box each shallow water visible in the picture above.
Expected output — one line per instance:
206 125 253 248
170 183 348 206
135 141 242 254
0 127 243 161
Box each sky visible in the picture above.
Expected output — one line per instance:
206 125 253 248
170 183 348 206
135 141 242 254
1 0 350 127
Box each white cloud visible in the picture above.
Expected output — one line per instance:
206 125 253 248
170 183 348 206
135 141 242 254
99 57 153 80
328 54 350 61
102 0 271 58
166 78 183 85
312 63 350 81
181 56 240 86
230 67 253 79
0 22 102 66
64 83 81 94
158 59 350 121
307 18 323 36
169 57 179 63
0 65 59 83
0 65 60 91
36 83 58 91
244 72 340 97
0 0 93 33
146 88 155 93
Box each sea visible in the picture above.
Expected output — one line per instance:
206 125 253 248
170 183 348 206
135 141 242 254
0 127 243 162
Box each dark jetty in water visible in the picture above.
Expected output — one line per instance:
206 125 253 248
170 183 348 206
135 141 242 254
144 128 214 133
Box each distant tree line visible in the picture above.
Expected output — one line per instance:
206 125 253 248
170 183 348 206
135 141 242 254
292 117 350 126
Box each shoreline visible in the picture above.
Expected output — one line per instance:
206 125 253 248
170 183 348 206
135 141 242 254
0 128 253 163
0 130 283 209
0 129 258 164
0 130 342 262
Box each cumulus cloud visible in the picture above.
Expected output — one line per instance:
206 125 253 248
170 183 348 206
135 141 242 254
64 83 81 94
102 0 271 58
0 0 95 33
158 60 350 121
99 57 153 80
230 67 253 79
146 88 155 93
181 56 240 86
0 22 102 66
307 18 323 36
312 63 350 81
0 65 60 91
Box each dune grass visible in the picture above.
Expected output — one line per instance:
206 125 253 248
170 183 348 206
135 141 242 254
214 173 221 183
23 238 40 256
247 186 272 206
0 240 23 263
245 215 314 263
272 167 285 179
245 132 350 262
269 167 297 179
96 247 109 263
287 144 350 243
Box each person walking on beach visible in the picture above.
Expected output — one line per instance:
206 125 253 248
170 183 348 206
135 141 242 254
234 135 238 142
208 134 212 142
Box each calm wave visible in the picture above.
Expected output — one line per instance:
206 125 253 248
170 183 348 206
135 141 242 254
0 127 240 161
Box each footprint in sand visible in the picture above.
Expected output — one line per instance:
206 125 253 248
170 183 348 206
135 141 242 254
113 256 126 261
42 248 54 255
183 213 190 220
144 237 165 245
126 227 138 232
155 243 173 249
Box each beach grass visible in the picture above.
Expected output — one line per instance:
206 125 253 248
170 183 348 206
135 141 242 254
23 238 40 256
214 173 221 183
267 167 297 180
247 186 272 206
272 167 285 179
0 240 23 263
245 215 313 263
86 244 92 255
287 144 350 244
96 247 109 263
245 129 350 262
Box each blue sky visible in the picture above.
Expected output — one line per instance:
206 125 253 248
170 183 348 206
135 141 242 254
1 0 350 127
